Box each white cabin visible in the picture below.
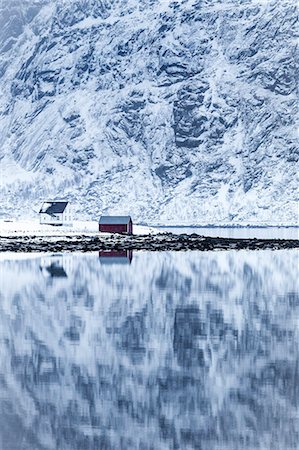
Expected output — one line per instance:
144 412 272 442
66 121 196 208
39 201 72 226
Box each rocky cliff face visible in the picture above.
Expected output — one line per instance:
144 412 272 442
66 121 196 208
0 0 297 224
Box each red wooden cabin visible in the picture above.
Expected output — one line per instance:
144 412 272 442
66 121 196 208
99 216 133 234
99 250 133 264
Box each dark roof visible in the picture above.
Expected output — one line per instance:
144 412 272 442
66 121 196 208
39 201 68 214
99 250 133 264
46 263 68 278
99 257 131 265
99 215 132 225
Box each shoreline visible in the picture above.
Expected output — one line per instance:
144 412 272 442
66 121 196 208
1 233 298 252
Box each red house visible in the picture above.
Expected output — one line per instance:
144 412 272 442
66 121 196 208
99 216 133 234
99 250 133 264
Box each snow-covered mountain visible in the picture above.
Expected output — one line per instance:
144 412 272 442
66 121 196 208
0 250 298 449
0 0 297 224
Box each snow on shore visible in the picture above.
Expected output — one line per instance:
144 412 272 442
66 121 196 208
0 219 155 237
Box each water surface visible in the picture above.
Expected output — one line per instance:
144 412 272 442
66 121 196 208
0 250 298 450
156 226 299 240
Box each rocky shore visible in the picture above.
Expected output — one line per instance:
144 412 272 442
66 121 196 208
1 233 298 252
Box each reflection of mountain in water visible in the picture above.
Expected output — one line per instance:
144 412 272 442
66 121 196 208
0 251 298 450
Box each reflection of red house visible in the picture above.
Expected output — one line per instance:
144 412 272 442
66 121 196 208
99 216 133 234
99 250 133 265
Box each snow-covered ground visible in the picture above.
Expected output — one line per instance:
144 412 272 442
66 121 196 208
1 220 298 240
0 219 155 237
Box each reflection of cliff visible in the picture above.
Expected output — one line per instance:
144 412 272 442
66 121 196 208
40 255 74 278
174 306 208 367
174 306 238 369
0 251 298 450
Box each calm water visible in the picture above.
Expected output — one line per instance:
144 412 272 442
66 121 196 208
0 250 298 450
156 226 299 240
